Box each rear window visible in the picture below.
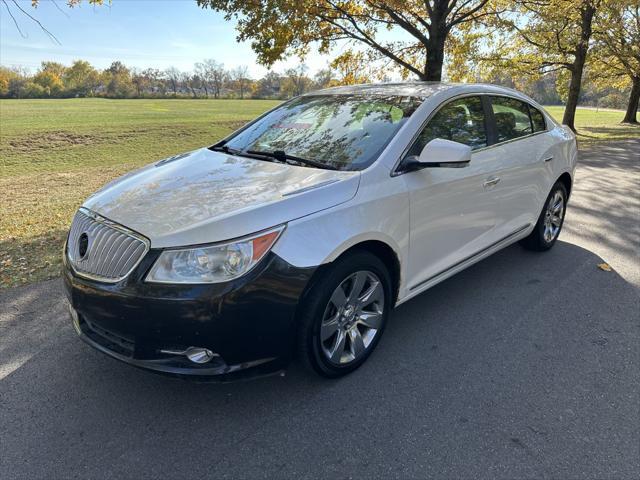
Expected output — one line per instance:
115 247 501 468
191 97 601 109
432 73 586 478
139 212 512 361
490 96 533 142
530 106 547 132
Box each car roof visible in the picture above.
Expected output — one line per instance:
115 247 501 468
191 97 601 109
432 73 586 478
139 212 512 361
306 82 530 101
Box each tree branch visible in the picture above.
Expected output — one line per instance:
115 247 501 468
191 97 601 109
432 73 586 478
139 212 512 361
7 0 61 44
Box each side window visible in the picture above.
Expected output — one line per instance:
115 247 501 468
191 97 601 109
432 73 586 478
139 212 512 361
490 96 533 142
406 96 487 157
529 105 547 132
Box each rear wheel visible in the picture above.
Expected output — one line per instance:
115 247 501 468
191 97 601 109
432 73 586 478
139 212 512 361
297 251 391 378
520 181 567 251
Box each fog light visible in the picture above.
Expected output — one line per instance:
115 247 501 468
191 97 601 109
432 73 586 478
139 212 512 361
159 346 219 363
185 347 216 364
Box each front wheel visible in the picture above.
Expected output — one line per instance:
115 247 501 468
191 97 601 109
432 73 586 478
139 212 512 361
520 181 568 251
297 251 391 378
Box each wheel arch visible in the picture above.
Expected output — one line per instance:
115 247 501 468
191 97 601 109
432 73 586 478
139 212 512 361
342 240 401 306
303 237 403 307
557 171 572 198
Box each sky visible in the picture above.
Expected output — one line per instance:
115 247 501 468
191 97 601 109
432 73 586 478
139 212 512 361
0 0 338 77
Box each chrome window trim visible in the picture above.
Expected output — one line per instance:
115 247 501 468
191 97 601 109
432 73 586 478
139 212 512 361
67 207 150 284
391 92 550 176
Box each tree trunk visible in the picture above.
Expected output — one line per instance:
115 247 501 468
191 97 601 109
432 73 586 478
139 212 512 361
423 10 448 82
562 64 583 132
424 35 445 81
622 76 640 124
562 3 596 132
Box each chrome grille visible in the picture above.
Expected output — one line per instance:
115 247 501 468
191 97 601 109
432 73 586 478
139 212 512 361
66 208 149 282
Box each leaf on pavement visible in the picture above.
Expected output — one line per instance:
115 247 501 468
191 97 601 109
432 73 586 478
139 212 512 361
597 263 612 272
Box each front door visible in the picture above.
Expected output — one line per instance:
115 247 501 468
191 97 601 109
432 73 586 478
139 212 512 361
401 95 504 292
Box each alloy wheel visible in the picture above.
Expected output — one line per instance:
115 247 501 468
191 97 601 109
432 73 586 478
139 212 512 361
320 270 385 365
543 190 565 243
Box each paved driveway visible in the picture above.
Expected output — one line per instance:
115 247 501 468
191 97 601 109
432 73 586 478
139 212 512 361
1 140 638 479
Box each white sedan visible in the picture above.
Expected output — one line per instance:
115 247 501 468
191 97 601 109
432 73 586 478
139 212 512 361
64 82 578 379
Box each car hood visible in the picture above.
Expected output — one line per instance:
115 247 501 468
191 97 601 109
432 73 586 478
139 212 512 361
83 148 360 248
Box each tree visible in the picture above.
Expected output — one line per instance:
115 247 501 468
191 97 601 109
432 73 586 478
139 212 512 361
489 0 603 132
165 67 182 96
186 73 203 97
254 71 282 98
39 61 67 78
141 68 164 95
592 2 640 123
196 0 498 81
131 69 150 97
32 62 65 96
64 60 100 97
22 82 46 98
0 68 11 97
32 70 64 97
0 67 25 98
330 50 374 85
313 68 335 89
199 59 227 98
104 61 134 98
230 65 250 99
194 62 209 97
282 64 312 97
6 0 106 44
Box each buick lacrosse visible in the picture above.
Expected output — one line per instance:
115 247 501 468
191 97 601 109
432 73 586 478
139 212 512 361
64 82 577 379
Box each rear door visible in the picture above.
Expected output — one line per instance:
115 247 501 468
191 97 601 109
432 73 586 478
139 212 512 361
485 96 555 238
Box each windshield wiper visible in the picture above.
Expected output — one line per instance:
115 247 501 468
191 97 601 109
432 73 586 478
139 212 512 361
209 143 244 156
246 150 338 171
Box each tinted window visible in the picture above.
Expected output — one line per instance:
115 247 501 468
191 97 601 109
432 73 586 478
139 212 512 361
490 96 533 142
225 94 423 171
530 106 547 132
406 96 487 157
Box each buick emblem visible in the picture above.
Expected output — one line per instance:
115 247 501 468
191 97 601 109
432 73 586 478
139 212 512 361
78 233 89 259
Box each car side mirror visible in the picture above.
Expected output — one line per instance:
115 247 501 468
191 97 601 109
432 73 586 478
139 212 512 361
405 138 472 170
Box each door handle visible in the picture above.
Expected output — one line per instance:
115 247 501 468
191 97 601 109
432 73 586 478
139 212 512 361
543 156 554 163
483 176 501 188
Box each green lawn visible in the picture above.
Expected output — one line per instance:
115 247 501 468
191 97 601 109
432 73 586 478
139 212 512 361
0 99 637 288
544 106 640 144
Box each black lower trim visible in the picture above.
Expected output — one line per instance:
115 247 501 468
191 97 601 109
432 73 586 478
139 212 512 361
409 224 531 291
63 251 316 379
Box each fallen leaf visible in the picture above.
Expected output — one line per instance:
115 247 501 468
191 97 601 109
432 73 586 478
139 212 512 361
597 263 612 272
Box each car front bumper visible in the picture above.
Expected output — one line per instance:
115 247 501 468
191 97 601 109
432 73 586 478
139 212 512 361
63 249 316 380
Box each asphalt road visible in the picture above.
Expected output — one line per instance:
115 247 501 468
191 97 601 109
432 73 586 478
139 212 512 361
1 140 639 480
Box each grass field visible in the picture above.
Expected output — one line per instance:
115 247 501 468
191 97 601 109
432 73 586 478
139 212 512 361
1 98 637 288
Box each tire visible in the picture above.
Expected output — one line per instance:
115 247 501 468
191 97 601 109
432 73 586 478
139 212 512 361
297 250 392 378
520 181 568 251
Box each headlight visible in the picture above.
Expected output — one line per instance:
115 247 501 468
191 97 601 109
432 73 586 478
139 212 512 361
145 226 284 284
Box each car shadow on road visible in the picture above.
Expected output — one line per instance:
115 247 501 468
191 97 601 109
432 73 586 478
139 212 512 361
566 140 640 262
1 238 638 478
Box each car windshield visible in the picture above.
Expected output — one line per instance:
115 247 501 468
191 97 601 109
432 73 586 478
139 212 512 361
223 94 423 170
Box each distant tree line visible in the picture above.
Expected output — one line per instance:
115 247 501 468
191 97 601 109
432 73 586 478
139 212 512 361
0 61 337 100
0 57 632 113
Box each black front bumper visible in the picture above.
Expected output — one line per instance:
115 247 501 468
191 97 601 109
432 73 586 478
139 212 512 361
63 249 316 379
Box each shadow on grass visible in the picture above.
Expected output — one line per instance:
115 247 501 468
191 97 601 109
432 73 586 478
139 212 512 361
576 123 640 143
0 229 67 289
